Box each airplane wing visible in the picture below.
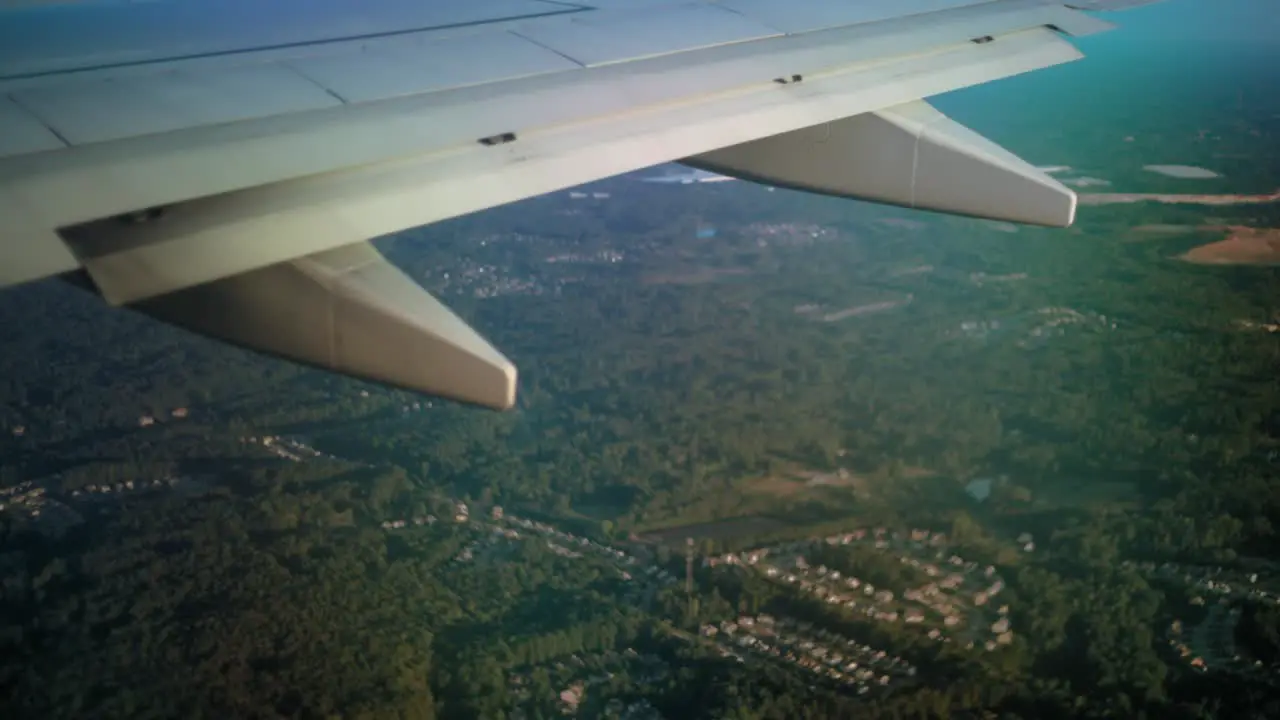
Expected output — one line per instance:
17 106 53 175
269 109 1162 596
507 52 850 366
0 0 1163 411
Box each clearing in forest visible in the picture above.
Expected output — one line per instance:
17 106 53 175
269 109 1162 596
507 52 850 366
640 266 751 285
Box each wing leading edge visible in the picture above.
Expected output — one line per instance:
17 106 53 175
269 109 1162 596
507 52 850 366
0 0 1165 410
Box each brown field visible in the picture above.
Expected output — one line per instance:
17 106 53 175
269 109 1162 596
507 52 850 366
741 475 812 498
742 467 880 500
1179 226 1280 265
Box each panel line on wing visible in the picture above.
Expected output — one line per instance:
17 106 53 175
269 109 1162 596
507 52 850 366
0 2 593 82
0 93 68 154
290 71 352 106
509 29 589 66
910 107 953 209
909 121 923 210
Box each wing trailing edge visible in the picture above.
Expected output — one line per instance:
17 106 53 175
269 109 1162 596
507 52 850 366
1064 1 1169 11
128 242 517 411
683 99 1077 228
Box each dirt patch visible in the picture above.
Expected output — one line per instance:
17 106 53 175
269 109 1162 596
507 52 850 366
1179 226 1280 265
737 467 876 499
641 267 751 285
744 469 877 498
895 465 937 480
741 475 810 498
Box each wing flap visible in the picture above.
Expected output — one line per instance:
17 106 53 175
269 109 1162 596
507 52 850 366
61 26 1083 305
286 30 582 104
718 0 992 35
511 3 781 66
0 0 583 79
683 99 1077 227
0 95 64 157
131 241 518 411
12 63 342 146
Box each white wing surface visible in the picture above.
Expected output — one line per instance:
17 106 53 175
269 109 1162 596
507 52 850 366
0 0 1163 410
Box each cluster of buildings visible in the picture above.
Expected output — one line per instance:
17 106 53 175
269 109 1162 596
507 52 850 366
951 306 1118 348
544 250 626 265
1164 600 1279 686
1141 559 1280 683
493 512 682 592
4 474 191 511
137 407 190 427
709 527 1014 651
379 516 436 531
701 614 916 695
1232 318 1280 334
450 530 519 564
508 649 668 719
240 435 330 463
0 480 82 535
740 222 835 248
375 505 673 590
1166 603 1243 673
364 492 1020 707
423 257 547 300
2 471 211 538
0 481 49 518
1022 307 1118 341
1124 560 1280 607
72 478 175 497
497 513 658 578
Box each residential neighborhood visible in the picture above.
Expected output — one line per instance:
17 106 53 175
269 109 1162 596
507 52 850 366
707 528 1014 652
373 508 1024 709
5 419 1277 717
700 614 917 696
1134 559 1280 684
